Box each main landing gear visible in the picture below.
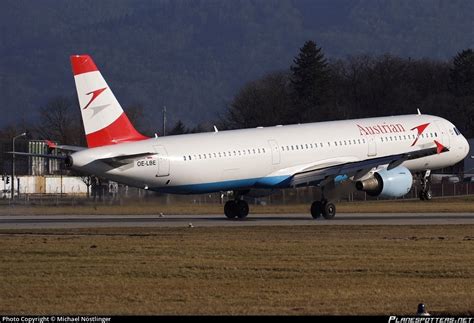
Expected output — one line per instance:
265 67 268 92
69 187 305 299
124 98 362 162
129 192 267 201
419 170 433 201
224 199 249 219
310 199 336 219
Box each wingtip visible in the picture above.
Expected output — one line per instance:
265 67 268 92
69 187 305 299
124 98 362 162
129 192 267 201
434 140 448 154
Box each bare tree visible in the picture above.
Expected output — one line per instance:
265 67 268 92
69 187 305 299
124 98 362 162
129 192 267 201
35 96 85 146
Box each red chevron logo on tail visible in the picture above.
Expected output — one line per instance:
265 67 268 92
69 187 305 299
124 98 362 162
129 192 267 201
83 87 107 110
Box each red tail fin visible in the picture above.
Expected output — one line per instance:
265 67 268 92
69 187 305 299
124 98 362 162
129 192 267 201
70 55 148 148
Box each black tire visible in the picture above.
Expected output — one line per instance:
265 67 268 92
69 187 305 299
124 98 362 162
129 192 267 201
322 202 336 220
419 191 426 200
424 190 432 201
224 201 237 219
236 200 249 219
311 201 322 219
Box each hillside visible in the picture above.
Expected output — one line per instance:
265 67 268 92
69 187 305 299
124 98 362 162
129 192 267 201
1 0 473 130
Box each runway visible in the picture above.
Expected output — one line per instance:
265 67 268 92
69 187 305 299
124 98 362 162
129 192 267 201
0 213 473 229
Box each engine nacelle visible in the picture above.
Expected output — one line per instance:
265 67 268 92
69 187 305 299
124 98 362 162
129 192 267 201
355 166 413 198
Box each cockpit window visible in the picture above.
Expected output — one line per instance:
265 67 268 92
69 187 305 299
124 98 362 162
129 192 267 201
453 127 461 135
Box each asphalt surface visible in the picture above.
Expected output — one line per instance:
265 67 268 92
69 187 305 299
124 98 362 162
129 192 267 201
0 213 473 229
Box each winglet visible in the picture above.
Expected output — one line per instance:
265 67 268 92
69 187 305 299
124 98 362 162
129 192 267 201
434 140 448 154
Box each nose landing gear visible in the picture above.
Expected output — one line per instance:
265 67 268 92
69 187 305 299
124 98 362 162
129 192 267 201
419 170 433 201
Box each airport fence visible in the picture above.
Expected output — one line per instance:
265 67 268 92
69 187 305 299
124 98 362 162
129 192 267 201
1 181 474 207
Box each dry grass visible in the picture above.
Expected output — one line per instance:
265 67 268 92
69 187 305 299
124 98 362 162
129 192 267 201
1 196 474 215
0 225 472 315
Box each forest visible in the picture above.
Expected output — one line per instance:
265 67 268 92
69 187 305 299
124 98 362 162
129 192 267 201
1 43 473 150
1 0 473 130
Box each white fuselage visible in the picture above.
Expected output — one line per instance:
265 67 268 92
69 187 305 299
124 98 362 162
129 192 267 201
70 114 469 194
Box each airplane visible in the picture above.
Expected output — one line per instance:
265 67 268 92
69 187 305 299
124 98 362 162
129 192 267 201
12 55 470 219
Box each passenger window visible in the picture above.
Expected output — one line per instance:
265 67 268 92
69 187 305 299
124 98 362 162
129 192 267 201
320 142 323 147
358 139 361 144
305 144 308 149
339 141 342 146
310 144 313 148
335 142 338 146
189 155 192 160
184 156 186 161
381 138 384 142
218 152 221 157
199 154 202 159
296 145 299 150
239 150 241 155
253 149 256 154
344 140 347 145
262 148 265 153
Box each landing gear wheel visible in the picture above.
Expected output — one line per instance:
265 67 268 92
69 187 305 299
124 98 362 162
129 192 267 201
236 200 249 219
424 189 432 201
224 200 249 219
311 201 322 219
419 171 432 201
322 202 336 220
224 201 237 219
419 191 426 201
419 189 432 201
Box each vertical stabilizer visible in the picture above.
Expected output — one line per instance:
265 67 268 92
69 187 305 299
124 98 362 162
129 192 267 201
70 55 148 148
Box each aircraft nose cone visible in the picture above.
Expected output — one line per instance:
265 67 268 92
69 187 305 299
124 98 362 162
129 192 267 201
462 136 470 159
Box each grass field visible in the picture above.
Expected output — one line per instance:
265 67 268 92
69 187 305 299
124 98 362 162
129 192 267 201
2 195 474 216
0 225 472 315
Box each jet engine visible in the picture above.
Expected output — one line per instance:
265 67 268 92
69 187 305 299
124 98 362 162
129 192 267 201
355 166 413 198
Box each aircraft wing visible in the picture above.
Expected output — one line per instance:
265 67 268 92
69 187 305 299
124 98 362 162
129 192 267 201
277 141 449 187
5 151 68 160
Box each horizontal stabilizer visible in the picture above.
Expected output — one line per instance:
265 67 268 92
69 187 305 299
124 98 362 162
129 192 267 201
45 140 85 152
6 151 67 160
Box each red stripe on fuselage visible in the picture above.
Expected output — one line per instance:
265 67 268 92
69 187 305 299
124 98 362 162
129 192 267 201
86 113 148 148
70 55 98 76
